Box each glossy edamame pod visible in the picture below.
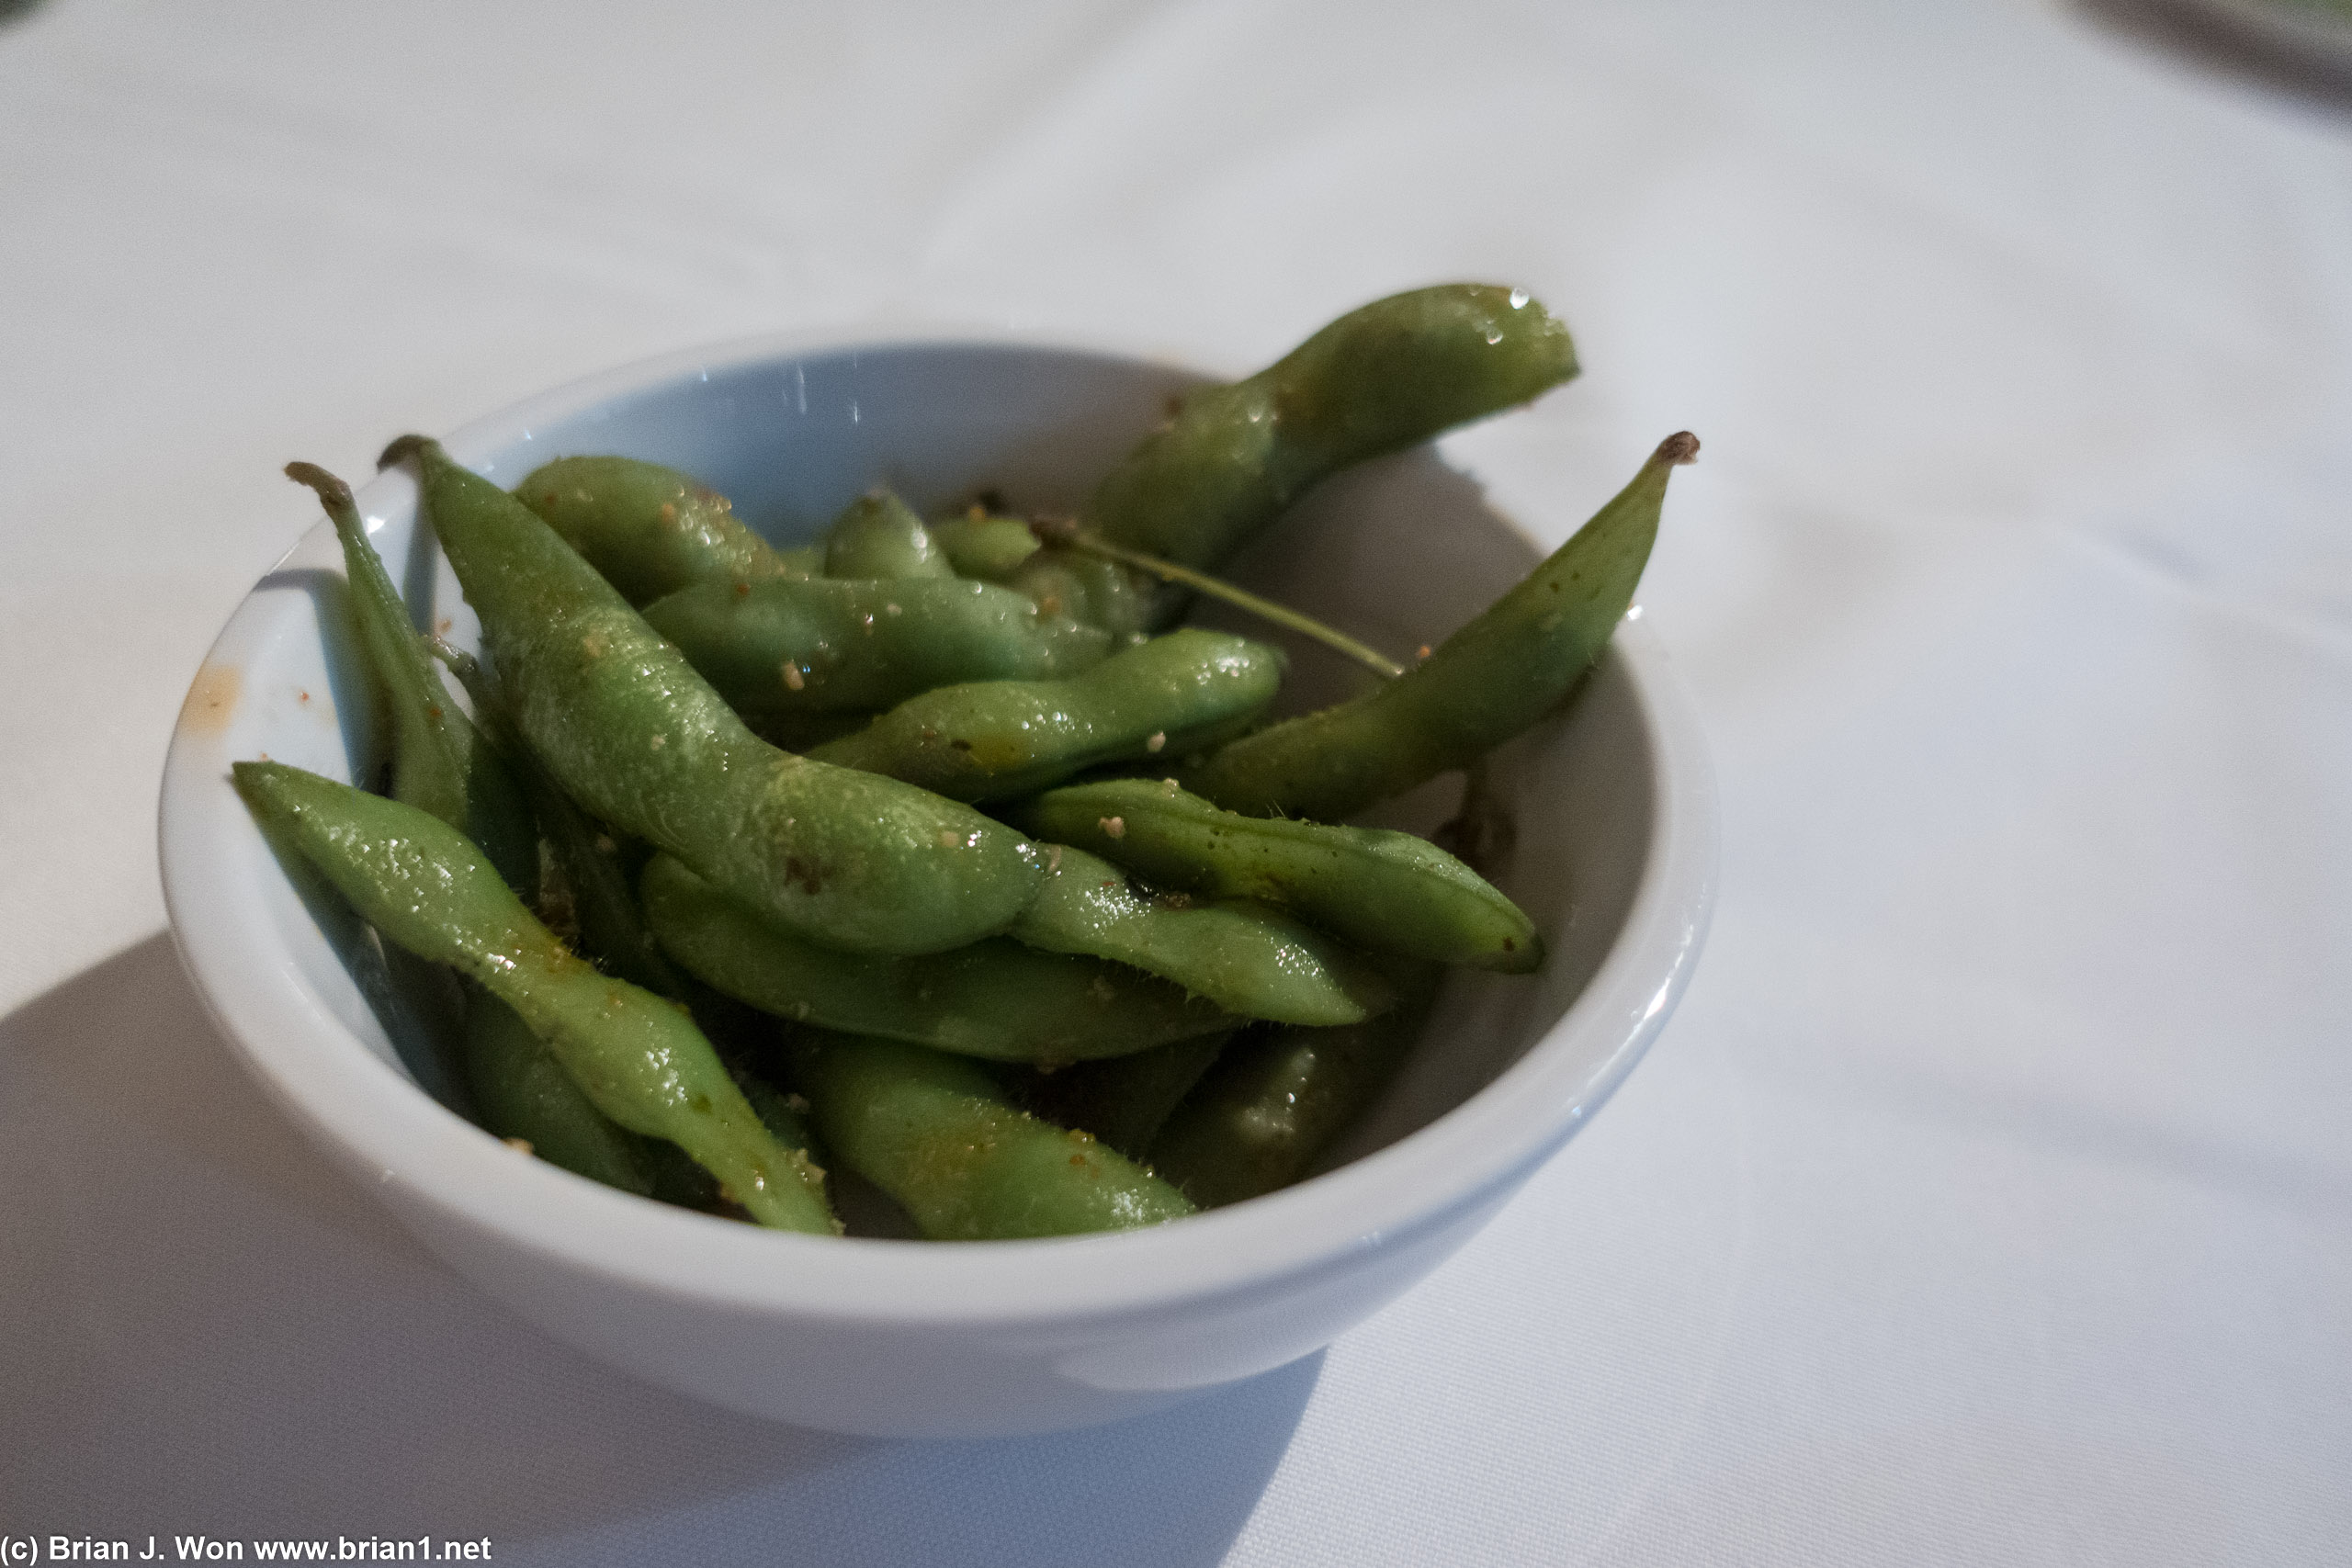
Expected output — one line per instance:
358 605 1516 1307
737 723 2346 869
1150 965 1443 1208
513 455 807 605
462 991 659 1195
1005 545 1157 639
809 628 1283 802
1014 1031 1234 1163
291 463 537 897
790 1028 1194 1239
1178 433 1695 822
232 761 837 1234
1011 778 1540 973
383 434 1042 957
1088 284 1578 583
1012 845 1395 1027
928 511 1040 580
431 634 696 1004
640 576 1112 720
468 975 727 1210
822 488 953 581
640 852 1234 1063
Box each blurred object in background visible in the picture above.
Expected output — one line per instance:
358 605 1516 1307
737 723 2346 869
2081 0 2352 107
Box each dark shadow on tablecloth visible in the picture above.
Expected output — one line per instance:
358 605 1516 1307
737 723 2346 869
0 931 1317 1564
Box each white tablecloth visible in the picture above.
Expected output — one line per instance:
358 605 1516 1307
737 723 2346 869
4 2 2345 1562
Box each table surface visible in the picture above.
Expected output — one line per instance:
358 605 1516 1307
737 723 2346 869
3 2 2346 1562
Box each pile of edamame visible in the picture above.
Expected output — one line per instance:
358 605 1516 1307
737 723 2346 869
237 283 1695 1241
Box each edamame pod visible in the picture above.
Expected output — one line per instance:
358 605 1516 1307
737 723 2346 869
1150 966 1442 1207
641 853 1234 1063
462 991 659 1195
810 628 1282 802
292 462 536 897
384 435 1042 957
640 576 1113 720
1011 778 1540 972
928 510 1040 580
1006 545 1157 639
1012 845 1394 1027
514 455 807 605
1014 1031 1233 1163
1090 284 1578 581
233 761 837 1234
791 1028 1194 1239
823 488 953 581
467 990 728 1210
1178 434 1694 822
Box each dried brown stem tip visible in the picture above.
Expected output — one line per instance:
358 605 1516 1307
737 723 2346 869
377 433 435 470
1657 431 1701 466
283 461 354 510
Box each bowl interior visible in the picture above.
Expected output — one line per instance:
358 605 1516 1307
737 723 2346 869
165 336 1683 1272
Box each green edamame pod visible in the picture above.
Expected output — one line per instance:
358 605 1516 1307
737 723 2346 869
462 991 658 1195
641 852 1234 1063
640 576 1112 720
823 488 953 581
1012 845 1394 1027
233 761 836 1234
513 455 807 605
467 988 725 1210
928 511 1040 580
1014 1031 1234 1163
1011 778 1540 973
1151 966 1442 1208
810 628 1282 802
791 1028 1194 1239
291 462 536 897
1089 284 1578 581
1006 546 1157 639
1179 434 1695 822
384 434 1042 957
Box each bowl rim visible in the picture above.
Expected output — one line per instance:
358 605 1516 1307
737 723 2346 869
157 328 1717 1328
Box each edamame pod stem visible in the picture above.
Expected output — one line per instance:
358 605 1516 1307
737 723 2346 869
1012 845 1395 1027
810 628 1283 803
1150 966 1443 1208
1011 778 1540 973
640 576 1112 720
233 761 837 1234
1088 284 1578 583
383 434 1042 957
790 1028 1194 1239
641 852 1235 1063
1014 1031 1234 1164
823 488 953 581
513 455 806 605
1178 433 1696 822
288 462 536 897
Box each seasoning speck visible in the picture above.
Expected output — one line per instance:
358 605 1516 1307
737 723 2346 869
781 662 806 691
1100 815 1126 840
1146 730 1167 752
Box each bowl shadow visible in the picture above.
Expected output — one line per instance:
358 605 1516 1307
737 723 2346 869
0 932 1317 1562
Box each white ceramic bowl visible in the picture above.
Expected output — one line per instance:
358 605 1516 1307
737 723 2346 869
158 333 1716 1438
